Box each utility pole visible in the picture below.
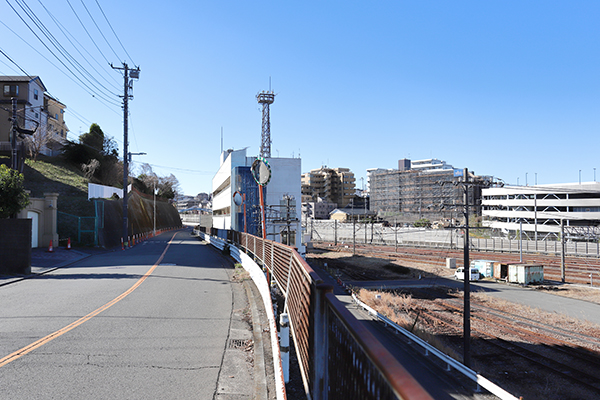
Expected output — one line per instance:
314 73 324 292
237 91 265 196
111 62 140 247
462 167 471 368
439 171 500 368
561 219 566 282
11 98 17 170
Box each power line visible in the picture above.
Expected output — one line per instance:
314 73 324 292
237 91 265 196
13 0 120 99
94 0 135 66
79 0 121 62
131 161 216 175
4 0 121 107
0 25 122 117
65 0 112 67
36 0 121 91
0 46 33 77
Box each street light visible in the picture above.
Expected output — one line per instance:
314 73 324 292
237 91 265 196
123 151 146 246
153 181 157 236
128 152 147 163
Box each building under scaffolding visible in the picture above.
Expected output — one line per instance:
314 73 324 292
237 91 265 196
369 159 486 224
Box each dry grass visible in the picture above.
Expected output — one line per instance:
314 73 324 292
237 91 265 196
358 288 462 361
471 290 600 337
533 284 600 305
233 263 251 282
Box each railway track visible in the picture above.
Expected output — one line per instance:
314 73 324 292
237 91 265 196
315 242 600 284
406 294 600 398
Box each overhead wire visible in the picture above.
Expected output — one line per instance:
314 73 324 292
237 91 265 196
3 1 121 108
13 0 120 100
79 0 120 63
94 0 135 66
36 0 121 91
130 161 216 175
65 0 113 67
0 45 33 77
0 57 23 75
1 0 136 166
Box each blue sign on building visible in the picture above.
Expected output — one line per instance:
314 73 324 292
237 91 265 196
233 166 262 236
453 169 463 177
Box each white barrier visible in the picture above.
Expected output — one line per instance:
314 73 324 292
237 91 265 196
88 183 132 200
197 231 286 400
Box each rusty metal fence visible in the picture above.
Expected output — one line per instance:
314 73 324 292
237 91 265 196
224 229 432 400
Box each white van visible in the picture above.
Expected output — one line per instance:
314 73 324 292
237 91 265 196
454 267 480 281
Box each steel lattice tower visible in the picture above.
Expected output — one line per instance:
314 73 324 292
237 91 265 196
257 90 275 158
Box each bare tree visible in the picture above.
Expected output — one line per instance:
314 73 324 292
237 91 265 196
81 159 100 180
158 174 181 199
138 163 159 189
24 124 50 161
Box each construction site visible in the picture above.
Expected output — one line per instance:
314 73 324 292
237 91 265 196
369 160 488 225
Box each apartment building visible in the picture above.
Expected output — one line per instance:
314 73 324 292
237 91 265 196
0 76 69 165
301 167 356 208
43 94 69 156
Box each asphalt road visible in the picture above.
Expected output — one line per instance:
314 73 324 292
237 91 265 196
0 230 247 399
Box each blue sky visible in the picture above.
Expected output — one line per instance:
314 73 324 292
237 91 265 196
1 1 599 195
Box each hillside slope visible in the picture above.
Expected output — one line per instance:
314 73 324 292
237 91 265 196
22 155 182 248
23 156 95 217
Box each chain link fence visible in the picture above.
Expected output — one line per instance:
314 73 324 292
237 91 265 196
305 219 600 258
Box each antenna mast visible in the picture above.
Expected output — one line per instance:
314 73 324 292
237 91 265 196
257 88 275 158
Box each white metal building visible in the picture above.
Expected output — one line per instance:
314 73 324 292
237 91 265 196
482 182 600 240
212 148 303 250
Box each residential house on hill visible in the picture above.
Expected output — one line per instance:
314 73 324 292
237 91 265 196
0 76 69 169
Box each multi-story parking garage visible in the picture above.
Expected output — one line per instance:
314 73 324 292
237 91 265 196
482 182 600 240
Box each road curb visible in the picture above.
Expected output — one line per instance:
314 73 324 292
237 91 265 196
244 280 269 400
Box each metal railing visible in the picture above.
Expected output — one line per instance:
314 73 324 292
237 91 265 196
352 294 518 400
214 229 434 400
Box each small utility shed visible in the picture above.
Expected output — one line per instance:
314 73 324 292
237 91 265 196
471 260 495 278
329 208 376 222
508 264 544 285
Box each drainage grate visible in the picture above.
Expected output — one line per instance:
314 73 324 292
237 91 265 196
228 339 253 349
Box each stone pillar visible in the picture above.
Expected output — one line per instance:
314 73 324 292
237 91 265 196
42 192 59 248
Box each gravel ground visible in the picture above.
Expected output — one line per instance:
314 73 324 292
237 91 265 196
307 249 600 400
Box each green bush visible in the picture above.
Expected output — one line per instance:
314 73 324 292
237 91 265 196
413 218 431 228
0 164 29 218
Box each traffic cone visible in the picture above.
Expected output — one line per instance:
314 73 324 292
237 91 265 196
66 237 71 250
47 240 54 253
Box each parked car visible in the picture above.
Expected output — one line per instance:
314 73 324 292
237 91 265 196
454 267 480 281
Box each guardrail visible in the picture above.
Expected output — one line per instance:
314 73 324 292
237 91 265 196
198 227 434 400
351 294 519 400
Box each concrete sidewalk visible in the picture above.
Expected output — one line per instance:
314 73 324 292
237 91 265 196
0 246 105 286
